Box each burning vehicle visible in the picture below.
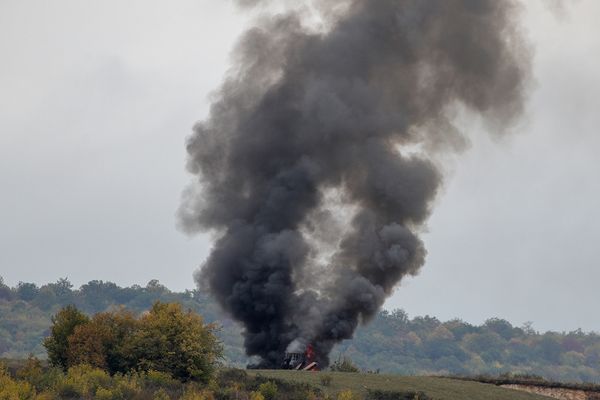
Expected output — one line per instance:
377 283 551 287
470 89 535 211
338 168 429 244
282 344 318 371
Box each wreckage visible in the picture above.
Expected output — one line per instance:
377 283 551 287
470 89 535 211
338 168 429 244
282 344 318 371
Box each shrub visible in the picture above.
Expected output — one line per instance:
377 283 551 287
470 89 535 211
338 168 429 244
181 388 215 400
55 380 81 399
0 363 36 400
130 302 223 383
330 357 360 373
16 355 63 393
216 369 247 387
306 391 320 400
143 370 181 391
16 354 44 388
55 364 111 398
215 384 244 400
337 390 357 400
250 392 265 400
153 388 172 400
258 381 278 400
34 393 56 400
95 387 117 400
109 373 142 399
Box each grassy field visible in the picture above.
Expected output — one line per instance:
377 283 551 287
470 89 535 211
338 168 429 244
248 370 552 400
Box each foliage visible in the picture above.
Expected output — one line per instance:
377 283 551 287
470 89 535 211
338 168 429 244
330 358 360 373
44 302 222 384
130 302 223 382
66 308 138 374
337 389 357 400
0 364 324 400
15 354 62 392
337 390 358 400
0 277 12 300
258 381 278 400
3 276 600 383
250 391 265 400
2 362 584 400
0 277 239 364
43 305 89 370
0 362 35 400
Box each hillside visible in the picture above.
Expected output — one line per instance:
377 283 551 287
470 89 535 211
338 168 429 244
1 277 600 383
248 371 550 400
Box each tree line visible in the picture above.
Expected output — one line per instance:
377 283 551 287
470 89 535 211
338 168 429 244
1 276 600 383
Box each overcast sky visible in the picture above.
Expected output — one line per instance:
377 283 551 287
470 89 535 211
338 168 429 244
1 0 599 333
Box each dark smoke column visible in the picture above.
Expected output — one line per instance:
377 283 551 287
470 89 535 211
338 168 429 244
180 0 531 368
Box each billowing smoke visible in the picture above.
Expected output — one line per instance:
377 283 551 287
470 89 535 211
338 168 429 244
180 0 531 368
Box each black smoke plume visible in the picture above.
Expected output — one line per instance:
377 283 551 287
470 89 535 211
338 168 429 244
180 0 531 368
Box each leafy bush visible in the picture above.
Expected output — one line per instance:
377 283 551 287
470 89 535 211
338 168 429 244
55 380 81 399
56 364 111 398
181 388 215 400
0 362 35 400
111 373 142 398
153 388 172 400
95 387 118 400
131 302 223 382
249 392 265 400
337 389 357 400
258 381 278 400
143 370 181 391
16 355 45 389
330 357 360 373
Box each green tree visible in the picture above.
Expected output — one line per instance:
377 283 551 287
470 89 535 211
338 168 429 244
0 276 13 300
16 282 39 301
67 308 138 374
78 280 118 313
43 278 75 306
146 279 169 295
584 343 600 367
463 332 506 354
130 302 223 382
43 305 89 370
32 286 58 311
484 318 516 341
537 336 562 364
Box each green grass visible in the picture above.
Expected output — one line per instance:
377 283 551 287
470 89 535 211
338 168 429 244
248 370 552 400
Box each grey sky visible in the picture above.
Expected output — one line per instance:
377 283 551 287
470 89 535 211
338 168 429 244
1 1 599 333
